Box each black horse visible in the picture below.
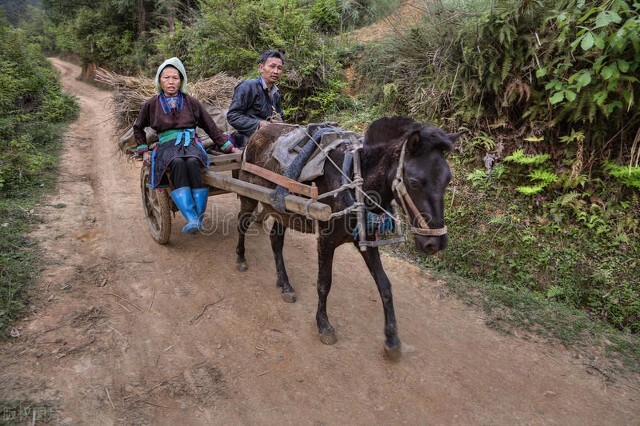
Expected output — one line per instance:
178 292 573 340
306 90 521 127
236 116 459 358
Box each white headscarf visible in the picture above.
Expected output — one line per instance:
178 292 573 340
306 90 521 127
154 57 188 94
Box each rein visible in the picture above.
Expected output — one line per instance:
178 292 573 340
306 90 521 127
391 141 448 237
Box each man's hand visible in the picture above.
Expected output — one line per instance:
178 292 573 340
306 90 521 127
142 151 151 166
268 112 283 123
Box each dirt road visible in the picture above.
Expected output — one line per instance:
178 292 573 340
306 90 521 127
1 58 639 425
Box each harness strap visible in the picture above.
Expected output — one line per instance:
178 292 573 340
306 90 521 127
392 141 448 237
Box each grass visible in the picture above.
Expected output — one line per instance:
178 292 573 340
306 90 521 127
0 119 69 338
0 178 58 337
387 240 640 376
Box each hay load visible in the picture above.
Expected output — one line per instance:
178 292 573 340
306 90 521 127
94 68 240 154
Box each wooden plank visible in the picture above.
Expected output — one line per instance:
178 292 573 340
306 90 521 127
241 162 318 199
210 162 241 172
208 188 229 196
208 152 243 165
202 171 331 221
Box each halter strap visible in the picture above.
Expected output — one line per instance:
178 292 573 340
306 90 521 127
391 141 448 237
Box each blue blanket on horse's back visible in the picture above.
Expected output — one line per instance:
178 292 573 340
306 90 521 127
272 123 361 182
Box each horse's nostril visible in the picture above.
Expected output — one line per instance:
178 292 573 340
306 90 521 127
416 236 447 255
421 240 437 255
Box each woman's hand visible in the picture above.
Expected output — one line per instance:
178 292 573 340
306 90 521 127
142 151 151 166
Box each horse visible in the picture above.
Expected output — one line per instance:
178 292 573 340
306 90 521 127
235 116 459 358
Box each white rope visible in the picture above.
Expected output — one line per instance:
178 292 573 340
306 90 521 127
295 125 403 223
263 123 414 231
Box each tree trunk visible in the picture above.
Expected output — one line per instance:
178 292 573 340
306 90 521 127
137 0 147 35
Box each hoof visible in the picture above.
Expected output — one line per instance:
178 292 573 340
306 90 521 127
319 330 337 345
236 262 248 272
384 342 402 361
281 291 297 303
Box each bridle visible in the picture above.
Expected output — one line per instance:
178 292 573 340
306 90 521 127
391 141 448 237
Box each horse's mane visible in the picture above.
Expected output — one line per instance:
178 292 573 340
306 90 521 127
356 117 415 187
363 116 417 150
364 115 454 155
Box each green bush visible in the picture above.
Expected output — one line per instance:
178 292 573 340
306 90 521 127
409 160 640 332
311 0 341 33
0 13 78 335
357 0 639 172
0 23 77 196
306 0 403 32
183 0 347 122
352 0 640 332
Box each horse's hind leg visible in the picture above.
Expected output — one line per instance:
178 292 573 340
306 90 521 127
359 247 402 360
269 220 296 303
236 196 258 272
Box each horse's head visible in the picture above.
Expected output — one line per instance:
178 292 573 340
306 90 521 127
394 123 460 255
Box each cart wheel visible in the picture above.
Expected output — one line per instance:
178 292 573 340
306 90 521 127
140 166 172 244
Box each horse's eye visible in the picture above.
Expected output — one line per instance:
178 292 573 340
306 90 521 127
407 178 422 189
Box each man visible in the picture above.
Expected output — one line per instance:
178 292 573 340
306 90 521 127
227 50 285 148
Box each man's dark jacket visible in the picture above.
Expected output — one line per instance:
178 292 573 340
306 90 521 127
226 77 284 147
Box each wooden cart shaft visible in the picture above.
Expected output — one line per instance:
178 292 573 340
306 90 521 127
204 153 332 222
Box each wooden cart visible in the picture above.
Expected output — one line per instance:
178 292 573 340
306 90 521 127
140 152 332 244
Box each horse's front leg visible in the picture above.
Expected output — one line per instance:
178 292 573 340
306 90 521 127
359 246 402 359
236 197 258 272
270 220 296 303
316 237 337 345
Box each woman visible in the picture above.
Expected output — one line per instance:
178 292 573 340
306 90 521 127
133 57 240 234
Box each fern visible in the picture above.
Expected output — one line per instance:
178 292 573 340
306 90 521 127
467 169 487 181
528 169 558 185
557 191 582 206
501 54 513 83
504 149 550 165
469 131 496 151
604 163 640 189
467 169 490 188
558 129 585 144
516 184 545 195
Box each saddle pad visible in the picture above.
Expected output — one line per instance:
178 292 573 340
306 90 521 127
272 123 361 182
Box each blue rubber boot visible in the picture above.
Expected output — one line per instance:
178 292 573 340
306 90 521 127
192 187 209 230
170 186 199 234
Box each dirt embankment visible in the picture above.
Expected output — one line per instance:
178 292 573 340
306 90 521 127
0 58 639 425
348 0 424 43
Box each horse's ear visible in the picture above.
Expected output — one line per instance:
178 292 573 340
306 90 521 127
436 132 462 153
406 130 422 154
448 132 463 143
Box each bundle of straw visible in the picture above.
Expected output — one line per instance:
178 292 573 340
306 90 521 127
95 68 240 135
